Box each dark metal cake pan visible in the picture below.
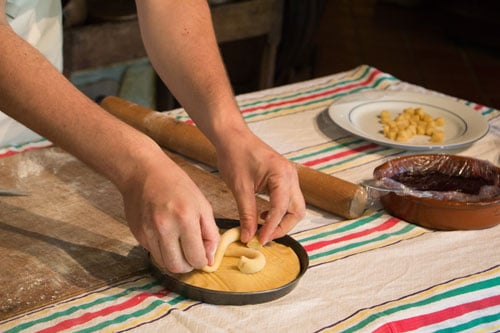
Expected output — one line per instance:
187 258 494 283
150 218 309 305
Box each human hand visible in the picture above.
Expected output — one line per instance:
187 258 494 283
119 153 220 273
216 130 305 245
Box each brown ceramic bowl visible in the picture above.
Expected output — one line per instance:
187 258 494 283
373 154 500 230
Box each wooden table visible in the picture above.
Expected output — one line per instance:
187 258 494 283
0 147 268 320
1 65 499 332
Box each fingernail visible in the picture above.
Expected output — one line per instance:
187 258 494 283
183 265 194 273
209 248 216 265
240 229 250 243
205 243 217 265
257 232 269 245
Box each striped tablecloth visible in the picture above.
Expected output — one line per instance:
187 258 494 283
1 65 499 332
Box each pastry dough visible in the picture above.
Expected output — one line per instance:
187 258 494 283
202 227 265 274
227 245 266 274
174 231 301 293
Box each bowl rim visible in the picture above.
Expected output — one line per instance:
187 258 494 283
385 191 500 208
374 153 500 207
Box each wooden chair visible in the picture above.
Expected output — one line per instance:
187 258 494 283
64 0 284 94
211 0 284 89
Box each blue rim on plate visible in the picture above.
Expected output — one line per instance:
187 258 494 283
328 91 489 151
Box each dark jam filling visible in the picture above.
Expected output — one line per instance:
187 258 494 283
392 172 491 195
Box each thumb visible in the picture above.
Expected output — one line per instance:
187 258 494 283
200 214 220 265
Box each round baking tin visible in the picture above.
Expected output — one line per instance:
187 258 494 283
150 218 309 305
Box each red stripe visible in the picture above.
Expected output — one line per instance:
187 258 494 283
181 69 382 126
302 143 379 167
37 290 169 333
0 150 18 158
373 294 500 333
0 145 49 158
240 69 382 114
304 218 400 252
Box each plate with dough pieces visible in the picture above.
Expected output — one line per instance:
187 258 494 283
328 90 489 150
149 219 309 305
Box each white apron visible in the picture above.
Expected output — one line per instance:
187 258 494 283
0 0 62 148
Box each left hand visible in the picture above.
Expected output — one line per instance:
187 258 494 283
215 129 305 244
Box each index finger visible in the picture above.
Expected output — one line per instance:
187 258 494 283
233 184 259 243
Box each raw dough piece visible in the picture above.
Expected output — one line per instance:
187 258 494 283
202 227 265 274
175 237 300 293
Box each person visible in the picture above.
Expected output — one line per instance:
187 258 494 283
0 0 305 273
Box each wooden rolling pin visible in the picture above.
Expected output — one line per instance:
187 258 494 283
99 96 368 219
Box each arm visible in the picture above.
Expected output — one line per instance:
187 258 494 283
0 1 220 273
135 0 305 244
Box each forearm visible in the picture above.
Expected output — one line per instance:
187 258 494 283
0 1 225 272
135 0 250 149
0 23 168 191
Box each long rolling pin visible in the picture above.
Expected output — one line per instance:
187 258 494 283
99 96 368 219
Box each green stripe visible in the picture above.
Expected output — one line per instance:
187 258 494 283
243 77 398 121
1 138 49 151
464 101 496 117
172 72 398 124
239 66 375 108
481 107 494 116
316 146 391 172
5 280 161 333
243 96 332 120
343 276 500 333
433 312 500 333
288 139 366 162
309 224 415 262
75 295 186 333
171 67 375 123
297 212 383 244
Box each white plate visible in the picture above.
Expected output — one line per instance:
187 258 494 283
328 91 490 150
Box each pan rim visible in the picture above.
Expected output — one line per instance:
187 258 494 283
149 218 309 305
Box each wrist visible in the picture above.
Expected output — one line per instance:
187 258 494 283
100 135 171 195
207 110 253 151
